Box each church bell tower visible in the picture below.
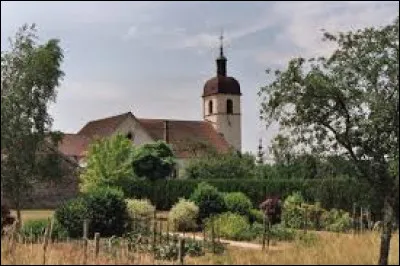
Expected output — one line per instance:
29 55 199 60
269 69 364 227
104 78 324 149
202 33 242 152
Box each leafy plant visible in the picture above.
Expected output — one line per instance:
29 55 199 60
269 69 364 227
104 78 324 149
190 182 226 222
55 187 130 238
168 198 199 231
20 218 68 241
132 141 176 181
79 134 136 193
223 192 253 216
126 199 155 219
205 212 251 241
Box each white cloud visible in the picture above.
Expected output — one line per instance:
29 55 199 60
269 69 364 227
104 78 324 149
255 1 397 66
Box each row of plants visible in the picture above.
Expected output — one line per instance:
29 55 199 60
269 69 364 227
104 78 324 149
124 178 381 216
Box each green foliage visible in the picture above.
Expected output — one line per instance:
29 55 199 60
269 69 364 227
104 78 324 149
54 197 87 238
185 152 256 179
223 192 253 216
132 141 176 181
125 199 155 219
168 198 199 231
124 178 382 218
322 208 352 232
205 212 251 241
55 187 130 238
21 219 68 241
189 182 226 222
282 192 306 229
249 209 264 224
1 23 65 219
259 17 399 263
79 134 136 193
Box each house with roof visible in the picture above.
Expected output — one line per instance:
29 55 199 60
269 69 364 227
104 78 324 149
57 36 242 176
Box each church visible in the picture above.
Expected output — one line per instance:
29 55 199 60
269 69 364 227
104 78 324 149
57 37 242 175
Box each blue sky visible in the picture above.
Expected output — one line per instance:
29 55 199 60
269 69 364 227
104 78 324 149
1 1 398 157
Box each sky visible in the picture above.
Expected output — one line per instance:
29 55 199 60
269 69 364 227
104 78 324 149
1 1 398 157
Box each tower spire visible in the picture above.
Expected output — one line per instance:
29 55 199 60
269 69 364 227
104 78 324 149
216 30 227 76
219 29 224 58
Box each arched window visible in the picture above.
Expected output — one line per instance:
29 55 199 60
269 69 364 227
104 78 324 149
208 100 213 115
126 132 133 140
227 99 233 114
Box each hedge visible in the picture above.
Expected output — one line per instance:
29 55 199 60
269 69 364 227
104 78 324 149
124 177 385 218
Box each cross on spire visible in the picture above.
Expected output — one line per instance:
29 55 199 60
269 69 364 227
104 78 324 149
219 29 224 57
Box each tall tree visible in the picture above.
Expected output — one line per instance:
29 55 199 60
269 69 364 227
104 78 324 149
259 17 399 265
79 134 136 193
1 24 64 224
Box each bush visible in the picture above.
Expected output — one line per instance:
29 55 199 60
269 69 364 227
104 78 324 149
124 178 384 221
54 197 87 238
189 182 226 222
21 219 68 240
55 187 130 238
282 192 306 229
205 212 251 241
126 199 155 219
169 199 199 231
223 192 253 216
322 208 352 232
249 209 264 224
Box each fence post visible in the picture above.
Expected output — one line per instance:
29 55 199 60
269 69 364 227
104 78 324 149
203 227 207 249
159 220 163 245
360 206 364 233
94 232 100 258
83 219 89 265
352 202 357 235
262 214 266 251
304 207 308 234
166 220 170 243
267 218 271 251
42 220 51 265
152 212 157 254
211 216 215 254
178 238 185 265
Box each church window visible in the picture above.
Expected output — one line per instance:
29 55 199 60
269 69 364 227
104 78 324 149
227 99 233 114
208 100 213 114
126 132 133 140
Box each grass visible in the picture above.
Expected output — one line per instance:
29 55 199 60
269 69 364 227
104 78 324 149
1 231 398 265
11 209 54 223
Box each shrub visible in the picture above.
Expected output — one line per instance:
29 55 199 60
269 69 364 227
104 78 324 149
189 182 226 222
54 197 87 238
249 209 264 224
21 219 68 240
126 199 155 219
205 212 251 241
282 192 306 229
169 199 199 231
55 187 130 238
322 208 352 232
223 192 253 216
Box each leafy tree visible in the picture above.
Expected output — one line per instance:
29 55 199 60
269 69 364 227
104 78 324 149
259 17 399 265
79 134 136 193
131 141 175 181
185 151 256 179
1 24 64 225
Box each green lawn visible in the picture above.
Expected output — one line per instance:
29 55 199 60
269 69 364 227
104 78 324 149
11 209 54 222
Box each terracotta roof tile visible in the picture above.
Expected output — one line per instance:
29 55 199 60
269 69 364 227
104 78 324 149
137 118 231 158
57 134 91 158
78 112 132 139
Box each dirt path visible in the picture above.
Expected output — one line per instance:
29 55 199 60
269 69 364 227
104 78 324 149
172 232 289 251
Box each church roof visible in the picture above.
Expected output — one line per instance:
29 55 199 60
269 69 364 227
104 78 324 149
137 118 231 158
57 112 231 159
203 75 241 97
57 133 90 158
78 112 133 138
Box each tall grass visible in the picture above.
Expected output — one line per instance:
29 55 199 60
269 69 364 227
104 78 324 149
1 232 398 265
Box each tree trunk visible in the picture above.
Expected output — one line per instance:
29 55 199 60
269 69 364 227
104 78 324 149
378 197 394 265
